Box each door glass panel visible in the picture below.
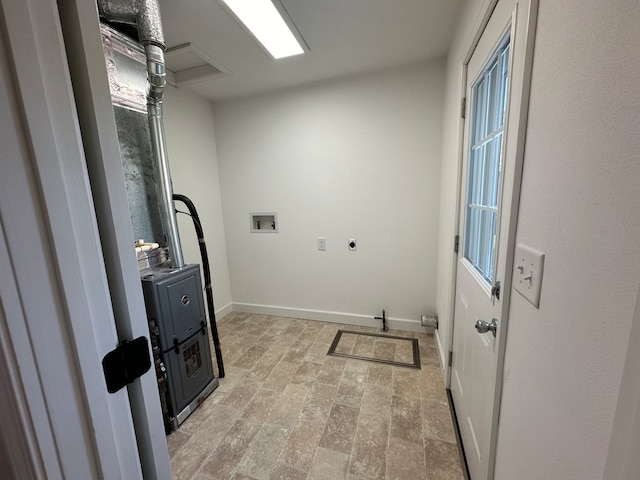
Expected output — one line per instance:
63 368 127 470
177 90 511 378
464 35 511 284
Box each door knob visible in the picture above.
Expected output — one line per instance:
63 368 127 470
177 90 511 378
475 318 498 337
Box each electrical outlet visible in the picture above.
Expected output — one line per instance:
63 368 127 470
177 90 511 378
318 237 326 251
348 238 356 251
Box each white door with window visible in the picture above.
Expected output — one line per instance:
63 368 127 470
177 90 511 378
450 1 537 479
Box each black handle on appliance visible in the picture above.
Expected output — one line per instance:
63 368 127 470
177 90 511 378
173 193 225 378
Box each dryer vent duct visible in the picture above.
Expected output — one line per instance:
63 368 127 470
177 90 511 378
98 0 184 268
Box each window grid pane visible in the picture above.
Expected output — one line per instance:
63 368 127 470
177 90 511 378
464 36 510 284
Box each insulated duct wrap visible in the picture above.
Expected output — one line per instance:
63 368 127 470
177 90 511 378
98 0 164 47
98 0 184 268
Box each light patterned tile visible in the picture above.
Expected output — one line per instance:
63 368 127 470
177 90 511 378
169 315 465 480
263 360 299 392
336 370 367 406
270 462 308 480
169 443 210 480
235 423 289 480
282 340 313 364
316 357 347 386
166 429 190 458
200 419 261 480
242 388 280 425
299 382 338 424
222 378 261 410
386 438 427 480
291 361 322 387
418 366 448 401
422 398 456 444
308 447 350 480
318 403 359 453
390 393 422 445
367 364 392 387
349 414 388 480
266 383 309 429
424 438 466 480
278 420 325 471
360 383 392 418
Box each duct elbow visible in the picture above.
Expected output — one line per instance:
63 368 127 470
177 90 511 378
97 0 138 25
136 0 165 49
97 0 165 49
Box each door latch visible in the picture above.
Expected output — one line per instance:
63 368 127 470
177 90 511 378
102 336 151 394
491 281 501 300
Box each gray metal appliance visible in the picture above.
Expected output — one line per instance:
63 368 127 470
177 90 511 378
141 264 218 430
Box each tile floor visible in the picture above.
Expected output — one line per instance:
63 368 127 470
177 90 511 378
167 312 466 480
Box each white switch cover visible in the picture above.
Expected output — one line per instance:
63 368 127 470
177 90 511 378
318 237 326 251
513 244 545 308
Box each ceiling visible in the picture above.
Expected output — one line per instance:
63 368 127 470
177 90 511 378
157 0 463 101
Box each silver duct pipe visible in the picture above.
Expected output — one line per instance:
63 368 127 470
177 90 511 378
98 0 185 268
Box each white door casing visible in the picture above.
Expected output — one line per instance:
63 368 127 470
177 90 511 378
449 0 538 479
55 0 174 477
56 0 173 477
0 0 145 478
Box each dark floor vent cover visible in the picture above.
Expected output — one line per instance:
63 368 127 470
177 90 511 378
327 330 420 369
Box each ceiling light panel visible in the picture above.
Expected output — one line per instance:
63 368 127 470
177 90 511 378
220 0 304 59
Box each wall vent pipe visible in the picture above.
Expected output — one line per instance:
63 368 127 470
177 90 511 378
98 0 185 268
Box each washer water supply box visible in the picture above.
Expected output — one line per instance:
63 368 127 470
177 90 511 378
141 264 217 431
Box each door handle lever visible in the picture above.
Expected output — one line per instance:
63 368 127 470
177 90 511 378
475 318 498 337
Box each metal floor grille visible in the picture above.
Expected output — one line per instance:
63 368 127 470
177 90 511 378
327 330 420 369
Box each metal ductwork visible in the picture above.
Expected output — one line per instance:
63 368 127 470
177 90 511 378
98 0 185 268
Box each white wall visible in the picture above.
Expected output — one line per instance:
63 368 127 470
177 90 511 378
437 0 640 478
434 0 484 368
213 61 445 327
164 84 233 317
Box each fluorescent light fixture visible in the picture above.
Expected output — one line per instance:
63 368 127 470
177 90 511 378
221 0 304 59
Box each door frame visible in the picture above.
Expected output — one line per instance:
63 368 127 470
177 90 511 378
0 0 145 477
444 0 539 476
604 282 640 479
56 0 173 477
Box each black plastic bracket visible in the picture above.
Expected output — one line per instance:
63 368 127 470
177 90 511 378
102 336 152 394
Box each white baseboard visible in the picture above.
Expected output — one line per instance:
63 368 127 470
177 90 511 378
434 327 448 383
231 302 434 334
214 302 233 321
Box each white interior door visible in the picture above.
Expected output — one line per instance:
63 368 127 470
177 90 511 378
0 0 145 477
450 1 537 479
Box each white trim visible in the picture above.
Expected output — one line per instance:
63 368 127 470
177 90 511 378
57 1 172 477
604 284 640 479
434 328 448 380
0 224 47 478
0 0 143 477
215 302 234 320
232 303 432 333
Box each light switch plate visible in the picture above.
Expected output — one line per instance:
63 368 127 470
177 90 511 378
318 237 326 251
513 244 545 308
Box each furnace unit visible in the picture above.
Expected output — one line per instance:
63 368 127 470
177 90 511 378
141 264 217 430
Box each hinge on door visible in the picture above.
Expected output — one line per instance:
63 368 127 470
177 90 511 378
461 97 466 119
448 351 453 367
102 336 151 394
454 235 460 254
